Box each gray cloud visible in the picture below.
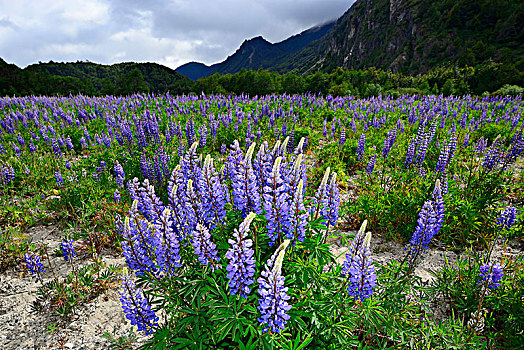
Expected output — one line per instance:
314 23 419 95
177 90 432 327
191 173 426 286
0 0 353 69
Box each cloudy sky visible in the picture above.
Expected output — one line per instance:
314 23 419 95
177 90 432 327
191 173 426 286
0 0 352 70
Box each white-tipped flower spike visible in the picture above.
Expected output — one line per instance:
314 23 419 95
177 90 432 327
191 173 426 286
292 154 303 173
240 212 257 232
244 142 257 163
272 140 281 156
318 167 331 193
294 137 305 154
203 154 212 169
280 136 290 153
131 199 138 212
187 179 194 195
271 157 283 178
363 231 372 249
359 220 368 236
271 239 290 275
170 185 178 199
329 172 337 186
190 141 199 153
124 216 131 233
258 142 266 155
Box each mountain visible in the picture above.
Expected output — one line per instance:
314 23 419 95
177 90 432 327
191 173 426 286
175 62 213 81
25 61 193 94
276 0 524 74
175 21 334 79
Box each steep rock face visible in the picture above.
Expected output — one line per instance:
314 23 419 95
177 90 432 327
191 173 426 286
286 0 523 74
316 0 419 73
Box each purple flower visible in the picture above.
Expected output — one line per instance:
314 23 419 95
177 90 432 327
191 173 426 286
288 180 308 244
192 223 221 271
153 208 181 274
55 170 64 186
114 161 126 187
339 127 346 147
0 162 15 185
478 264 503 290
119 277 159 335
198 156 227 229
357 133 365 160
114 189 121 203
257 240 292 333
225 213 257 297
24 253 45 278
263 157 290 246
497 206 517 231
61 239 76 262
366 154 377 175
321 173 340 228
432 180 445 236
404 138 416 168
231 143 262 215
407 200 436 265
342 224 376 301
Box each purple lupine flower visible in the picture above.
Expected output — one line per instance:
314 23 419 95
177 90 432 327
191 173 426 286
114 189 121 203
339 127 346 148
257 240 292 333
404 138 416 168
198 155 227 228
29 140 36 152
55 170 64 186
0 162 15 185
198 123 207 148
497 206 517 231
60 239 76 262
407 200 437 264
432 180 445 236
114 161 126 187
463 133 470 147
366 154 377 175
80 137 88 149
121 202 157 275
287 127 295 154
119 277 159 335
225 212 256 297
482 136 504 170
192 223 221 270
357 133 365 160
478 264 504 290
65 161 72 170
153 208 181 274
321 173 340 228
51 137 62 158
474 137 488 155
231 143 262 215
263 157 290 246
24 253 45 278
323 119 327 138
220 143 226 154
288 180 308 244
342 229 376 301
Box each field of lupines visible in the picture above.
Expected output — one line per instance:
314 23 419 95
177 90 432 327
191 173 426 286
0 93 523 349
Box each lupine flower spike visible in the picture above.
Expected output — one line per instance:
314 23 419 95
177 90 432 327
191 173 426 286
257 239 292 333
61 239 76 262
342 221 376 301
225 212 257 297
119 276 159 335
24 253 45 278
478 264 504 290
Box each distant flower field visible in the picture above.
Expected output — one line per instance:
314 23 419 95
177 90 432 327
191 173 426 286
0 93 523 349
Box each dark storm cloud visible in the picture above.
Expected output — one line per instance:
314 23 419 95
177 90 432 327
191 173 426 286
0 0 353 69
